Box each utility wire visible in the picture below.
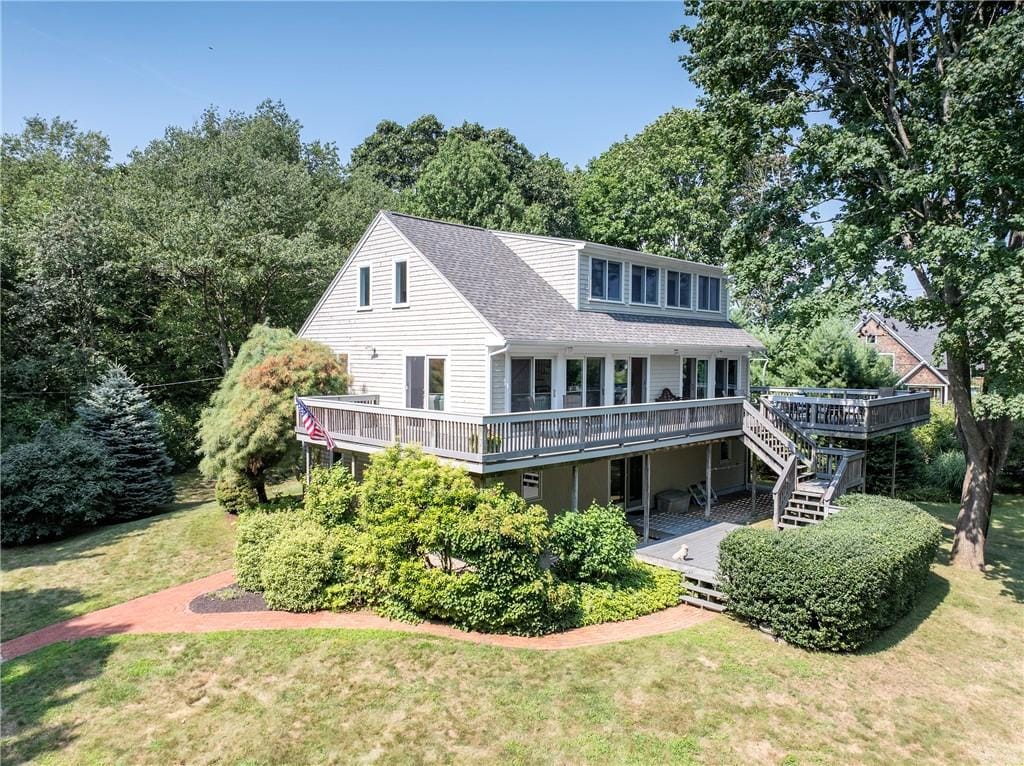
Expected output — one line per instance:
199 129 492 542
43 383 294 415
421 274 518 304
1 375 223 399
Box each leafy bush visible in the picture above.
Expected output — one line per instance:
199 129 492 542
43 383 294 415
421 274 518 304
912 402 958 461
261 521 346 612
578 563 682 626
719 495 941 651
0 422 120 545
421 488 579 635
215 471 259 514
924 450 967 501
305 465 359 526
550 503 637 582
233 509 306 591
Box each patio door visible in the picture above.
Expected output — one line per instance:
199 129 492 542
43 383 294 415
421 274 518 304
511 357 553 412
565 357 604 408
610 455 645 510
613 358 648 404
406 355 445 410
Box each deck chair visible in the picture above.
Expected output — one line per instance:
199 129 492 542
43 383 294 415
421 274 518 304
688 481 718 508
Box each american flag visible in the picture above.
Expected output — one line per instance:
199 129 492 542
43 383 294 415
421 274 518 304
296 399 335 449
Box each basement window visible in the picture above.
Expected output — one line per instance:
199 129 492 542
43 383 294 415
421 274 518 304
521 471 542 501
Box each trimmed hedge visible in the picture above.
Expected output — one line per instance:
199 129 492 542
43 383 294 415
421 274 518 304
719 495 942 651
550 503 637 583
233 510 306 591
261 521 346 612
578 563 682 626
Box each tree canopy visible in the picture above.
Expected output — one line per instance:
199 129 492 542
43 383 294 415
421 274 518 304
678 1 1024 567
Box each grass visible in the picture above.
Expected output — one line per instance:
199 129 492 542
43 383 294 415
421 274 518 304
3 495 1022 765
0 473 299 642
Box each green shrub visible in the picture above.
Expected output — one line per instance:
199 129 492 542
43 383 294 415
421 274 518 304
924 450 967 501
578 563 682 626
215 471 259 514
550 503 637 583
719 495 942 652
422 487 579 635
233 509 305 591
0 422 120 544
912 402 958 462
305 465 359 526
261 521 347 612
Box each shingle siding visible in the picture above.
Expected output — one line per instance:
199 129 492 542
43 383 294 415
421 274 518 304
300 217 494 414
493 233 578 307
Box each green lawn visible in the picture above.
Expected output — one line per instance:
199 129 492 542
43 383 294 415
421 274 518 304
2 473 254 642
3 496 1022 765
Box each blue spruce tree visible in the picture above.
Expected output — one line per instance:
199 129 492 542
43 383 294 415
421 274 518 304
76 364 174 518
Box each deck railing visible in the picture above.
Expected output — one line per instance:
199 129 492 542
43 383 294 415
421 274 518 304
297 395 745 469
751 387 931 437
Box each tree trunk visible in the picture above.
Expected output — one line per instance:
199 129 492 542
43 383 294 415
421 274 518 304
951 443 997 569
252 477 269 505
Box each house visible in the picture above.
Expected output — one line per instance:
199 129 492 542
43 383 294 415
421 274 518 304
297 212 930 608
856 312 950 403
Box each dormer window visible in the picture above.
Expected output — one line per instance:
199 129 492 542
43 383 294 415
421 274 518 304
666 270 692 308
590 257 622 301
393 259 408 306
697 275 721 312
631 265 659 306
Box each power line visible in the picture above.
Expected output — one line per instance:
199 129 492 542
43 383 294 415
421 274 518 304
1 375 223 399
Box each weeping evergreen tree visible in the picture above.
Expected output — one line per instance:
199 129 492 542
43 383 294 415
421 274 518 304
76 364 174 518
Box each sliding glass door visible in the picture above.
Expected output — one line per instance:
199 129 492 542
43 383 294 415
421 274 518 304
511 357 553 412
565 357 605 408
610 455 645 510
406 356 446 410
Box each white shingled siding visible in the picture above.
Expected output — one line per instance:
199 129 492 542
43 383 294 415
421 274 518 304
490 351 507 414
300 217 496 414
649 355 681 400
577 247 731 322
493 233 579 307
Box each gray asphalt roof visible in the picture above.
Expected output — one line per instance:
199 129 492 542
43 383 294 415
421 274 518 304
383 211 764 350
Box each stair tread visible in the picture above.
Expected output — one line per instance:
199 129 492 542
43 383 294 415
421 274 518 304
683 582 725 598
680 595 727 612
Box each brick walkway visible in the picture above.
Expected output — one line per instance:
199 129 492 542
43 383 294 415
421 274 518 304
1 570 717 660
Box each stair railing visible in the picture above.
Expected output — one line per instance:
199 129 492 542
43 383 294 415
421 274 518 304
759 398 817 465
773 454 798 527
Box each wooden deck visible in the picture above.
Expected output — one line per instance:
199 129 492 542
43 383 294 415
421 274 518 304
751 387 931 439
633 492 773 584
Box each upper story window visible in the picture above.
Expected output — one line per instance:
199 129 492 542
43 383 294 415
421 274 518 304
631 265 659 306
866 334 877 344
358 266 371 308
590 257 622 301
393 259 408 305
697 275 721 312
666 270 692 309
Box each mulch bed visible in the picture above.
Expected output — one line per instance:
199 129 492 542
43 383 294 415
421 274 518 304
188 584 267 614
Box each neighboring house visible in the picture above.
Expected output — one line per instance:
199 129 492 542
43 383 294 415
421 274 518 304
296 211 930 604
856 312 950 403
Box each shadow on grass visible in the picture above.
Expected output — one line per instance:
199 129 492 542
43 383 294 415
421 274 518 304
858 569 951 654
982 495 1024 603
1 635 121 763
0 587 95 643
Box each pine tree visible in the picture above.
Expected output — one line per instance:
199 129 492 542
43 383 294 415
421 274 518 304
76 364 174 518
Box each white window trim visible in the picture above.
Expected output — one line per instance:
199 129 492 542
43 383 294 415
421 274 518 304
392 257 409 308
696 274 722 313
878 352 896 370
665 269 694 310
357 265 372 311
403 351 448 411
521 471 542 502
630 264 661 307
589 256 625 303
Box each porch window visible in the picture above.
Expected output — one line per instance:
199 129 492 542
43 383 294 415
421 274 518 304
586 357 604 407
695 359 709 399
428 358 445 410
522 471 541 501
565 357 604 408
666 270 692 308
590 258 622 301
358 266 371 307
714 359 738 397
697 275 721 311
614 359 629 405
393 259 408 305
511 358 553 412
631 265 659 306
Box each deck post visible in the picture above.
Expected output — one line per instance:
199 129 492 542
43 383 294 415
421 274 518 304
705 443 712 520
327 447 334 469
571 463 579 512
304 442 311 485
750 452 757 511
891 433 897 497
643 455 651 544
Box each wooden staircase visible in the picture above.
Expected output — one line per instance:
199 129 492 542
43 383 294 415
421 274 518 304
741 400 863 530
680 572 727 612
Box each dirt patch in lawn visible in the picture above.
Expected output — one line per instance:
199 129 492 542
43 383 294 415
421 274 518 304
188 585 266 614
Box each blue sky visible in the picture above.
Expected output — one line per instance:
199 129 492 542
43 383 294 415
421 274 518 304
2 2 695 168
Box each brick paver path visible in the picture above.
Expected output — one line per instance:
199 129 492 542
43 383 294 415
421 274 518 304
1 570 717 660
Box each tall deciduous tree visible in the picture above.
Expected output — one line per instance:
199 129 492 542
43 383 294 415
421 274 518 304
121 101 345 374
679 2 1024 568
198 325 348 502
76 364 174 518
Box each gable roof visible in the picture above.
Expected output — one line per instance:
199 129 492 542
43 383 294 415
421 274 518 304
382 211 763 351
859 312 947 370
